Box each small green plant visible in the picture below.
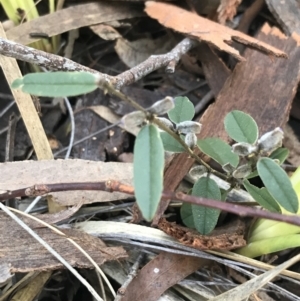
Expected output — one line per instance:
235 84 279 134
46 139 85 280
11 71 300 257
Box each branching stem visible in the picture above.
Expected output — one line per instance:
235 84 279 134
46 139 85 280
2 180 300 227
98 79 228 181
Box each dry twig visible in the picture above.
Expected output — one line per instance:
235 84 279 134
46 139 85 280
0 36 197 89
2 180 300 227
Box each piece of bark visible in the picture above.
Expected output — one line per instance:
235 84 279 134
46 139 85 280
217 0 242 25
228 0 265 61
157 218 246 250
118 252 210 301
197 43 231 96
199 25 300 142
145 2 287 61
0 213 127 273
0 159 133 206
266 0 300 36
153 24 300 224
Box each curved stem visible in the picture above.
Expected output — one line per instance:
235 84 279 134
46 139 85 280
98 81 149 115
98 79 229 181
152 117 228 181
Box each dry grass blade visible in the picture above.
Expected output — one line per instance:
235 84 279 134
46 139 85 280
210 253 300 300
0 271 39 301
0 23 61 212
0 23 52 160
208 250 300 281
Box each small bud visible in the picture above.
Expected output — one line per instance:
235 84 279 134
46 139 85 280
258 127 284 154
156 117 174 131
148 96 174 115
232 164 252 179
232 142 258 157
273 159 280 165
222 163 235 174
185 133 197 148
121 111 146 128
176 121 202 134
95 76 109 93
189 165 208 180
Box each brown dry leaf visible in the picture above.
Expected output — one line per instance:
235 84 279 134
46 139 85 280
33 201 83 225
90 23 121 41
118 252 210 301
145 2 287 60
88 105 139 136
6 2 144 45
0 213 127 273
0 159 133 206
217 0 242 24
115 36 175 68
157 218 246 250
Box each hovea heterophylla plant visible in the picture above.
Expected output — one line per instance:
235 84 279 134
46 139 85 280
11 71 300 258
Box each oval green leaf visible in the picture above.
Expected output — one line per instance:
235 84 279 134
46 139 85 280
160 132 185 153
134 124 164 221
180 203 195 228
269 147 289 164
197 138 239 167
192 177 222 235
224 110 258 144
11 72 98 97
168 96 194 124
243 179 281 213
257 157 299 213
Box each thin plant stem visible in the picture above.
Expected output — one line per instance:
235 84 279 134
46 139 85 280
3 181 300 226
98 80 228 181
152 117 228 180
98 81 149 115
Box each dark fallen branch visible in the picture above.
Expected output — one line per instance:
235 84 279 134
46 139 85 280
1 180 300 227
